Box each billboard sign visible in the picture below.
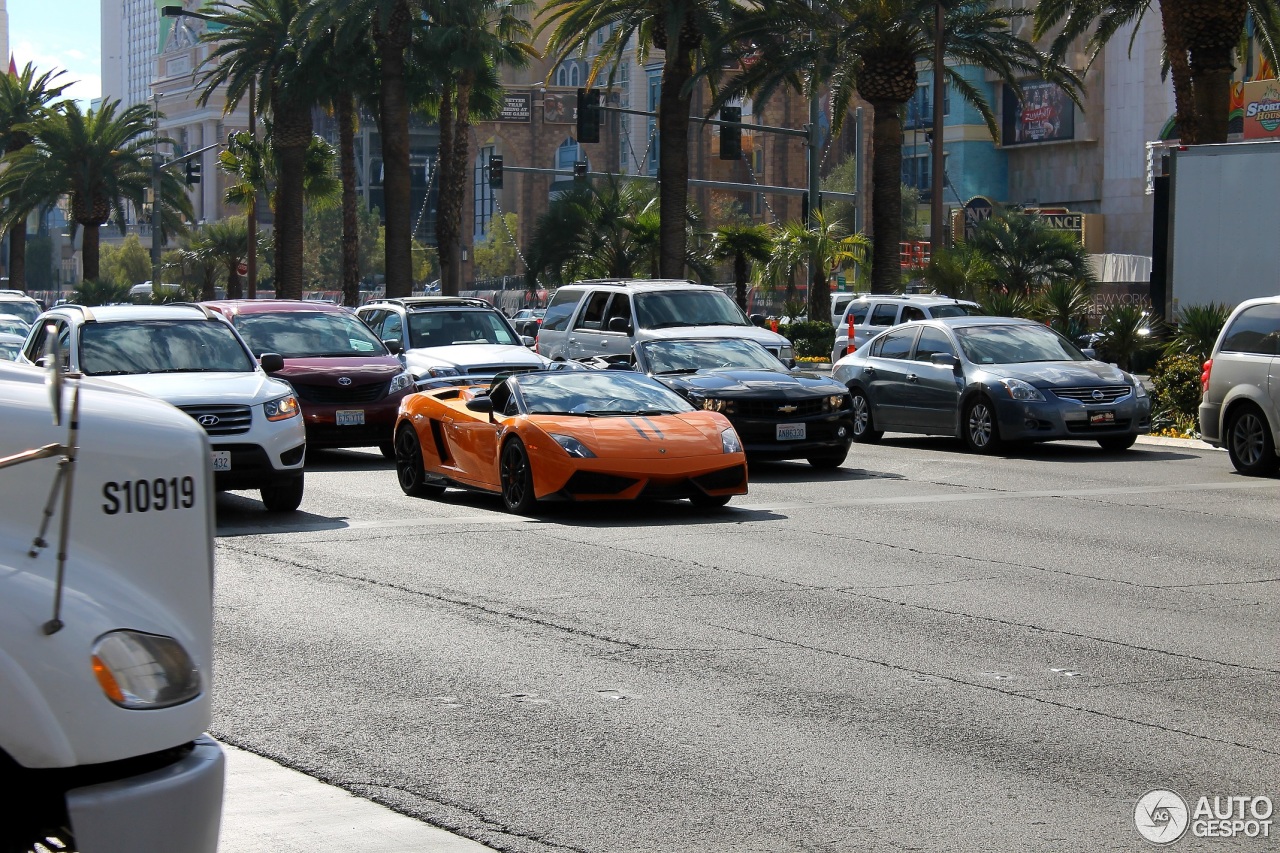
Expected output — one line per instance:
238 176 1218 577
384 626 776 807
496 92 531 123
543 91 578 124
1002 80 1074 146
1243 79 1280 139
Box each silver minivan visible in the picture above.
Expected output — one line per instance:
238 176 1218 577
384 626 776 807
1198 295 1280 475
536 279 794 363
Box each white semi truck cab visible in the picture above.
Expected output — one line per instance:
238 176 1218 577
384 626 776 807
0 354 223 851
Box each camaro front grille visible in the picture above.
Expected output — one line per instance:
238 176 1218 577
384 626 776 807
178 404 253 436
292 381 387 404
736 398 825 419
1052 386 1132 404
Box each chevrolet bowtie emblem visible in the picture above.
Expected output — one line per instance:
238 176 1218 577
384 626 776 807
778 405 798 414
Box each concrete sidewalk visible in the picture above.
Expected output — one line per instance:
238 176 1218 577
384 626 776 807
219 743 495 852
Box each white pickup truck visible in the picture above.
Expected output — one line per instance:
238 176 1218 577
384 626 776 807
0 353 223 850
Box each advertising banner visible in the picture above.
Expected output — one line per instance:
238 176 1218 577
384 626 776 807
1001 80 1074 146
1243 79 1280 139
543 91 578 124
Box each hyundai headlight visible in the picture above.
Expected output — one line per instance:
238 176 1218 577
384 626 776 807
1000 378 1044 402
427 366 461 379
550 433 596 458
700 397 737 415
721 428 744 454
264 394 301 421
388 371 414 394
91 630 201 709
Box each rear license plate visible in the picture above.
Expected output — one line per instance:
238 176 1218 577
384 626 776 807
336 409 365 426
1089 410 1116 425
776 423 807 441
211 450 231 471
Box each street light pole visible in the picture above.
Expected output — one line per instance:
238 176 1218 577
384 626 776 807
246 76 257 298
929 1 946 254
151 94 163 287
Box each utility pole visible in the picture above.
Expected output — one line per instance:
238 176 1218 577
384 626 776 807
246 76 257 298
151 94 163 287
929 1 946 254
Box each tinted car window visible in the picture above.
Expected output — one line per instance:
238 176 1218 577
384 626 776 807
869 304 899 326
901 306 926 323
634 290 749 329
930 303 984 318
382 312 404 345
234 312 385 357
575 291 611 330
80 320 254 375
603 294 632 328
877 328 917 360
843 303 870 325
1220 303 1280 355
913 327 956 362
0 300 40 325
541 289 583 332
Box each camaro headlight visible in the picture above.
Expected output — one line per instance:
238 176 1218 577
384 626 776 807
699 397 737 415
388 371 414 394
826 394 849 412
1000 378 1044 402
91 630 201 709
264 394 301 420
427 366 461 379
721 428 744 454
550 433 597 458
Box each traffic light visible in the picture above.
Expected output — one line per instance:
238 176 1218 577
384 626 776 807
576 88 601 144
488 154 503 188
573 160 588 179
719 106 741 160
185 160 201 185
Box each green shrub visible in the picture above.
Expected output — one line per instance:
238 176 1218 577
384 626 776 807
779 321 835 359
1148 352 1203 437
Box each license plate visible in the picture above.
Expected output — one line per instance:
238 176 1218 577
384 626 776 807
336 409 365 426
211 450 231 471
776 423 807 441
1089 410 1116 425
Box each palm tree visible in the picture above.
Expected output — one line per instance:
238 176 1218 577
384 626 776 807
1097 303 1158 370
420 0 538 296
539 0 733 281
1033 278 1093 338
197 216 251 300
965 212 1095 297
708 223 773 311
922 241 995 302
720 0 1079 295
1164 302 1232 364
760 211 869 321
0 63 67 290
0 100 192 282
200 0 316 299
1034 1 1275 145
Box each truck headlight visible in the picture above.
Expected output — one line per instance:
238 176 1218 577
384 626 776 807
91 630 201 709
550 433 596 458
427 366 461 379
721 428 743 454
388 371 414 394
778 346 794 361
264 394 301 421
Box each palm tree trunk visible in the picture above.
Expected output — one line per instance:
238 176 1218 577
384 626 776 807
375 0 413 298
809 260 828 322
337 91 361 307
436 86 460 296
1160 1 1197 144
273 102 311 301
222 265 236 301
8 220 26 290
869 99 905 294
81 223 101 283
734 254 748 311
658 49 693 280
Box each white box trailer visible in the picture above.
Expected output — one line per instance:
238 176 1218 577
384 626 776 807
1166 140 1280 317
0 357 223 851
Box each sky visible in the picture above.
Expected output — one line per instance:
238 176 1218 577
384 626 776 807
9 1 102 105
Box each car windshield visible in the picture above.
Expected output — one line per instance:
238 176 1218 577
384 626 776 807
517 371 694 416
0 338 22 361
80 319 256 375
929 303 984 319
233 311 385 358
955 323 1089 364
407 309 521 348
634 290 750 330
640 338 783 374
0 301 40 324
0 316 30 336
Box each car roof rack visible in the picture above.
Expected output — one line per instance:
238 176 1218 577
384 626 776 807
372 296 493 310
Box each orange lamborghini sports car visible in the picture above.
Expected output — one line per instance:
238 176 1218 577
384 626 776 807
392 369 749 512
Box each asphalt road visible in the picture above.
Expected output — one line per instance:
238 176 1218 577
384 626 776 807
210 436 1279 852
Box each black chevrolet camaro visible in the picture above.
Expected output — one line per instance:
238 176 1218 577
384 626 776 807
596 337 855 468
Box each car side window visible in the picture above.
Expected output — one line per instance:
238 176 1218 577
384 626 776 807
913 327 956 362
359 309 384 337
602 294 632 332
843 303 870 326
877 328 917 360
381 312 404 345
23 320 50 363
1220 303 1280 355
869 303 899 326
902 306 926 323
541 289 582 333
575 291 611 331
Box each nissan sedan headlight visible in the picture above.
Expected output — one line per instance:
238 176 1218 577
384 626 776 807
92 630 201 709
999 378 1044 402
1128 375 1148 398
721 428 744 454
427 366 461 379
388 371 414 394
264 394 301 421
550 433 596 458
699 397 737 415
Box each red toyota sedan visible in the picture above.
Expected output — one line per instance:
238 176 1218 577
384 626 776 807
203 300 415 455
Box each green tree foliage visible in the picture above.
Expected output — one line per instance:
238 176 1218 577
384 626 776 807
1033 279 1094 339
1165 302 1231 364
760 211 869 321
98 235 153 288
70 279 133 306
966 212 1095 296
708 223 773 311
1148 351 1204 437
922 242 995 302
472 212 523 279
1096 303 1159 371
304 202 384 292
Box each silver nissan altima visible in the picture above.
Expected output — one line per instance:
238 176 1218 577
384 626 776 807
831 316 1152 453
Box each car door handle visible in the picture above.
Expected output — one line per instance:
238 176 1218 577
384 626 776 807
863 366 876 376
907 373 919 382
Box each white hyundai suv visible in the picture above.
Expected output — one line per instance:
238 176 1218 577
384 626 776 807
20 304 307 510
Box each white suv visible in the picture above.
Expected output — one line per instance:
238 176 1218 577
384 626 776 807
1198 295 1280 475
20 304 307 510
537 279 793 363
831 294 983 363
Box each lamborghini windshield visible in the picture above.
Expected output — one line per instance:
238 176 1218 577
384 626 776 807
517 371 694 416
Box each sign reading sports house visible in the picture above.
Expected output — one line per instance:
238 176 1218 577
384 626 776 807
1243 79 1280 139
